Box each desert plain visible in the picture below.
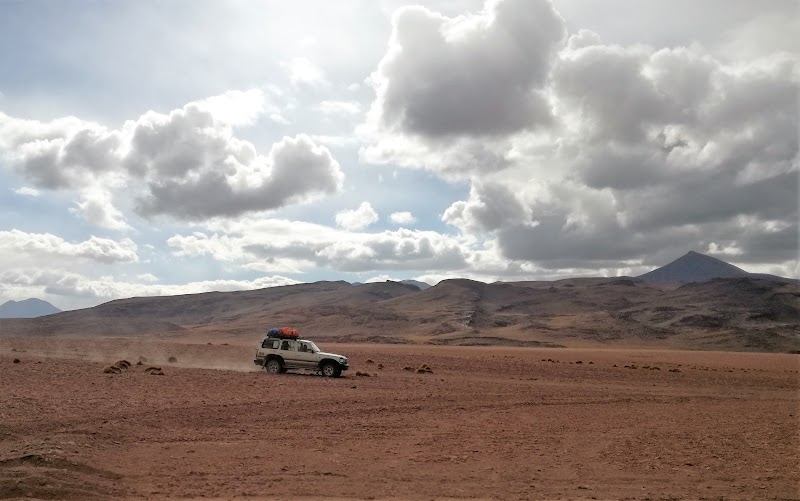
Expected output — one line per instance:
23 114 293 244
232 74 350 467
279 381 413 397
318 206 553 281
1 336 798 501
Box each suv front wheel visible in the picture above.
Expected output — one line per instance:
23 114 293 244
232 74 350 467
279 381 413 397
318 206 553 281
321 362 339 378
265 359 283 374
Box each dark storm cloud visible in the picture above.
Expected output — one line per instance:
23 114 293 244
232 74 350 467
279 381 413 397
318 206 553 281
489 172 798 269
372 0 565 139
620 171 798 230
389 1 798 272
707 219 799 264
442 182 531 233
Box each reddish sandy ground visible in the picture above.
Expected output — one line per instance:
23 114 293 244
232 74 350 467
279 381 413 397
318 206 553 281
1 336 798 500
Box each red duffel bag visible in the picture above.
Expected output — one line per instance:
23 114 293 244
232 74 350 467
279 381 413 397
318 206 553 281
279 327 299 338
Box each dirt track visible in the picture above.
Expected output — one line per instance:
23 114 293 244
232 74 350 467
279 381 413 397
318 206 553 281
1 337 798 500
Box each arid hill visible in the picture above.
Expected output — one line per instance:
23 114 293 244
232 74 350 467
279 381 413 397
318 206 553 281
1 276 798 352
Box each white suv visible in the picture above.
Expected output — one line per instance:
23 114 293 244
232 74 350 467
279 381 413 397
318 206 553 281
254 338 349 377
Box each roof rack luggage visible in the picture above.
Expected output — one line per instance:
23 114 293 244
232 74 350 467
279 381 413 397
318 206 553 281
267 327 299 339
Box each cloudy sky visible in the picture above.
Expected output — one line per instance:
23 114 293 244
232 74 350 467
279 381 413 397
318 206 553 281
0 0 797 310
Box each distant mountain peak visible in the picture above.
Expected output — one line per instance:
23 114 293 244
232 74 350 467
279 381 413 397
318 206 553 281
400 279 431 290
637 251 798 283
638 251 775 284
0 298 62 318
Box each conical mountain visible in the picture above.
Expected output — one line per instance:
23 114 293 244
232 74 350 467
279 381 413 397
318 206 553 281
638 251 750 283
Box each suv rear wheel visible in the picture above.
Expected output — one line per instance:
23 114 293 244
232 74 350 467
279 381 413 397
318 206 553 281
265 359 283 374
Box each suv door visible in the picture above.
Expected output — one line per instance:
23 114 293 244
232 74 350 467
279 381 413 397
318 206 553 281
278 340 302 368
294 341 319 369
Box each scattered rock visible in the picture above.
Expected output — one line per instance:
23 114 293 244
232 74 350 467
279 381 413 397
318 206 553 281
669 368 681 373
138 356 148 363
355 371 371 377
377 363 384 369
115 360 131 369
416 364 433 374
136 361 142 366
144 366 163 373
149 370 165 376
108 360 131 372
167 356 178 363
613 364 618 367
576 361 583 364
365 359 375 364
102 360 132 372
402 366 413 371
13 358 20 364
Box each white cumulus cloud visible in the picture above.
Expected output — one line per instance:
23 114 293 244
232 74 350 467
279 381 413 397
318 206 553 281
285 57 327 86
70 188 131 231
0 268 298 305
335 202 379 230
194 89 268 126
0 91 345 222
13 186 40 197
0 230 138 265
317 100 362 116
389 211 415 225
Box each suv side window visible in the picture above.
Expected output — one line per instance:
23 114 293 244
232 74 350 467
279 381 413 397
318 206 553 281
262 339 279 349
280 341 294 351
